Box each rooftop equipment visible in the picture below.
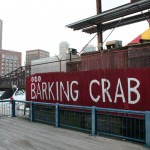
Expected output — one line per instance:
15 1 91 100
106 40 122 49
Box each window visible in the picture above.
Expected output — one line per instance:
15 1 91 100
6 59 9 63
14 60 17 64
10 59 13 63
2 58 5 62
2 54 5 58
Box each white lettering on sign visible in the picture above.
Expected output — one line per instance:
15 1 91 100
128 78 140 104
70 81 79 101
31 76 79 102
60 81 70 101
89 78 140 104
101 79 112 103
31 76 141 105
48 82 55 100
89 80 100 102
37 83 42 99
31 83 36 99
42 82 48 100
114 78 125 103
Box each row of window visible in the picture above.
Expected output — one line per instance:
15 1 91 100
2 58 18 63
2 63 18 67
1 66 19 75
26 51 49 55
26 54 49 60
26 51 38 55
2 54 18 59
2 66 18 70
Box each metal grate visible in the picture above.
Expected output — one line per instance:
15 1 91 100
96 110 145 142
59 107 91 132
33 104 55 125
29 102 145 142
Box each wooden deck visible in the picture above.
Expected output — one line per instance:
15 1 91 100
0 117 148 150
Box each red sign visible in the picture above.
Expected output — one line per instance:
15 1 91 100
26 68 150 111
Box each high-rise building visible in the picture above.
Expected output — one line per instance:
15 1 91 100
0 19 2 49
26 49 50 65
0 49 22 76
59 41 70 55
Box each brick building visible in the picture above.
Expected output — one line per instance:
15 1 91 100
0 49 22 76
26 49 50 65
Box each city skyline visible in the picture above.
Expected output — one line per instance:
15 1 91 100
0 0 149 64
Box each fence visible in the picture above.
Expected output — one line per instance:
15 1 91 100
0 100 12 117
30 103 146 142
0 100 150 146
0 100 30 118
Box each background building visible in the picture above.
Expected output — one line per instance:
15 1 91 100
82 45 96 53
26 49 50 65
0 49 22 76
59 41 70 55
31 53 79 75
0 19 2 49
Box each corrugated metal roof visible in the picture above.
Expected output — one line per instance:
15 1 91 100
82 11 150 34
66 0 150 31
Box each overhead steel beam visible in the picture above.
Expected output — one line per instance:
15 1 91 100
66 0 150 31
82 11 150 34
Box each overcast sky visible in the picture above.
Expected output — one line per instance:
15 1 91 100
0 0 149 64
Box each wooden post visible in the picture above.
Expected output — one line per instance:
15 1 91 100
96 0 103 50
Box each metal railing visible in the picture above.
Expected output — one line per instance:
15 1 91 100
1 100 150 146
0 100 12 117
96 108 145 142
28 102 147 143
0 100 29 118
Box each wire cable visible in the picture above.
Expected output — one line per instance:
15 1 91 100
103 17 124 45
78 33 97 55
